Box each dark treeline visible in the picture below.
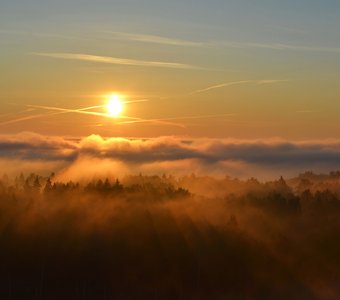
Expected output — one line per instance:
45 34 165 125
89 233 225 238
0 172 340 299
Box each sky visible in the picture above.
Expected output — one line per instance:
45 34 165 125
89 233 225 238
1 6 340 300
1 0 340 139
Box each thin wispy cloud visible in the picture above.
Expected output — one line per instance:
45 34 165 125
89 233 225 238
106 31 203 47
220 41 340 53
102 31 340 53
34 52 196 69
274 43 340 53
191 79 288 94
6 28 340 54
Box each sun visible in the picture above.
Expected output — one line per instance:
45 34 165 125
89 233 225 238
106 95 123 117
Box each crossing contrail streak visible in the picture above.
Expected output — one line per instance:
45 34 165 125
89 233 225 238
0 109 68 126
1 101 229 129
27 104 184 128
0 113 53 125
27 104 150 121
117 114 235 125
0 104 108 126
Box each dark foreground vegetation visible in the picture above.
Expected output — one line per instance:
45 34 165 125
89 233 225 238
0 172 340 300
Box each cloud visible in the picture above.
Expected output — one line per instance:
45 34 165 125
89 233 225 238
34 52 196 69
106 32 203 47
191 79 288 94
0 132 77 162
220 41 340 53
1 133 340 180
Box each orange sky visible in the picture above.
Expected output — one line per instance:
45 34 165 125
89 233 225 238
1 1 340 139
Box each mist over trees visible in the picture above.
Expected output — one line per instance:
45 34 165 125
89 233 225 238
0 172 340 299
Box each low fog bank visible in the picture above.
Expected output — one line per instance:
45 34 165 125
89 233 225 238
0 172 340 299
2 132 340 180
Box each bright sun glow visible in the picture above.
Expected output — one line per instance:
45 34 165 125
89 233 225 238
106 95 123 117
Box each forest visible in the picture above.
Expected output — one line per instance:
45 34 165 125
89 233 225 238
0 171 339 300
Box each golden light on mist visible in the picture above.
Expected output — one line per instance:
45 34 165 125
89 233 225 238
106 94 123 118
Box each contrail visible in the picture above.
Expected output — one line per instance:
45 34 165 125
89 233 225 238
0 111 61 125
117 113 235 125
192 81 252 94
0 108 36 120
159 79 288 100
0 104 108 126
29 104 232 127
55 99 149 112
191 79 288 95
27 104 185 128
123 99 149 104
27 104 144 120
1 101 230 129
0 103 109 126
0 105 115 126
